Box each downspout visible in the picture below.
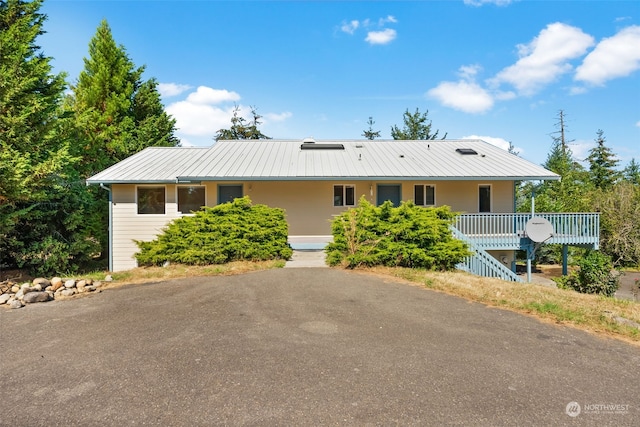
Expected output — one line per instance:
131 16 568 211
99 183 113 272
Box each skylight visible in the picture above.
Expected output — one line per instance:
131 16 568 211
300 143 345 150
456 148 478 155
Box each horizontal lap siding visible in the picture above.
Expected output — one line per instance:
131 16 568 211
112 185 182 271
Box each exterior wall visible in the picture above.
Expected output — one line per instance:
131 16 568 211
109 180 515 271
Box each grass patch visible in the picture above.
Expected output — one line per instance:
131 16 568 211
83 259 284 290
362 266 640 346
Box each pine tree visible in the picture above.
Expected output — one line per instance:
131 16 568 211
362 116 381 140
68 19 179 177
586 129 619 190
215 105 270 141
0 0 99 274
390 108 446 140
623 158 640 185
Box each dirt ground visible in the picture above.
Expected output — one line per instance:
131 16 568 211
2 266 639 301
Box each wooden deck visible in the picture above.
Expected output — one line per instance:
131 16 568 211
454 213 599 250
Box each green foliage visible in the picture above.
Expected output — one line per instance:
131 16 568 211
362 116 381 140
390 108 446 140
586 130 619 190
591 181 640 267
135 197 292 266
0 0 101 275
215 105 270 141
555 251 620 297
623 158 640 185
326 197 469 269
67 20 179 178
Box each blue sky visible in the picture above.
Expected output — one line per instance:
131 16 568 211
40 0 640 168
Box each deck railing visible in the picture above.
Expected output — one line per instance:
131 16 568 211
454 213 599 250
451 227 523 282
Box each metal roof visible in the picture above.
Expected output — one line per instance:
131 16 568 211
86 139 560 184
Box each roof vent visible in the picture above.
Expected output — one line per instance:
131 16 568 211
302 137 316 144
456 148 478 155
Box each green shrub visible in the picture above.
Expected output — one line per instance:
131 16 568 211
135 196 292 266
326 197 470 270
555 250 620 297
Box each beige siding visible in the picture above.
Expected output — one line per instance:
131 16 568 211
110 180 515 271
112 184 185 271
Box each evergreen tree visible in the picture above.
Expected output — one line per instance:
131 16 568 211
623 158 640 185
0 0 99 274
215 105 270 141
362 116 381 140
68 19 179 177
586 129 619 190
391 108 446 140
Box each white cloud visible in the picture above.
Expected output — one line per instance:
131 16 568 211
463 0 514 6
427 81 494 114
491 22 594 95
365 28 397 45
462 135 518 152
379 15 397 25
575 25 640 86
636 120 640 127
164 86 291 144
158 82 192 97
186 86 241 104
341 20 359 35
340 16 398 45
427 64 494 114
165 100 234 137
264 112 293 122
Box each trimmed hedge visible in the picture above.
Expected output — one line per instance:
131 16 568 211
135 197 292 266
326 197 470 270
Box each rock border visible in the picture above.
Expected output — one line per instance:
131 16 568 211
0 275 113 309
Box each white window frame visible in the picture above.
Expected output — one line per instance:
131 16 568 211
136 185 166 215
177 185 206 215
333 184 356 207
414 184 436 206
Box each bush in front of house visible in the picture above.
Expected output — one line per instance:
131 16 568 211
326 197 470 270
135 196 292 266
555 250 620 297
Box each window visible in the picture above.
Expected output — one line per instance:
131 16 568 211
479 185 491 213
414 185 435 206
218 184 243 204
178 186 205 214
137 186 165 215
334 185 355 207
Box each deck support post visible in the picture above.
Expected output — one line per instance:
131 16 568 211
526 244 534 283
562 245 568 276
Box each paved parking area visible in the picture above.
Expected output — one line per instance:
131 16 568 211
1 268 638 426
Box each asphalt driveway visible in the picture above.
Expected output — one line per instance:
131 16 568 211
1 268 638 426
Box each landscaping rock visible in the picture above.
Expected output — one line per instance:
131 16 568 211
60 289 75 297
22 292 50 304
76 280 87 293
105 275 113 282
11 285 20 293
64 279 76 289
9 299 23 309
51 277 63 291
32 278 51 288
0 294 12 304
